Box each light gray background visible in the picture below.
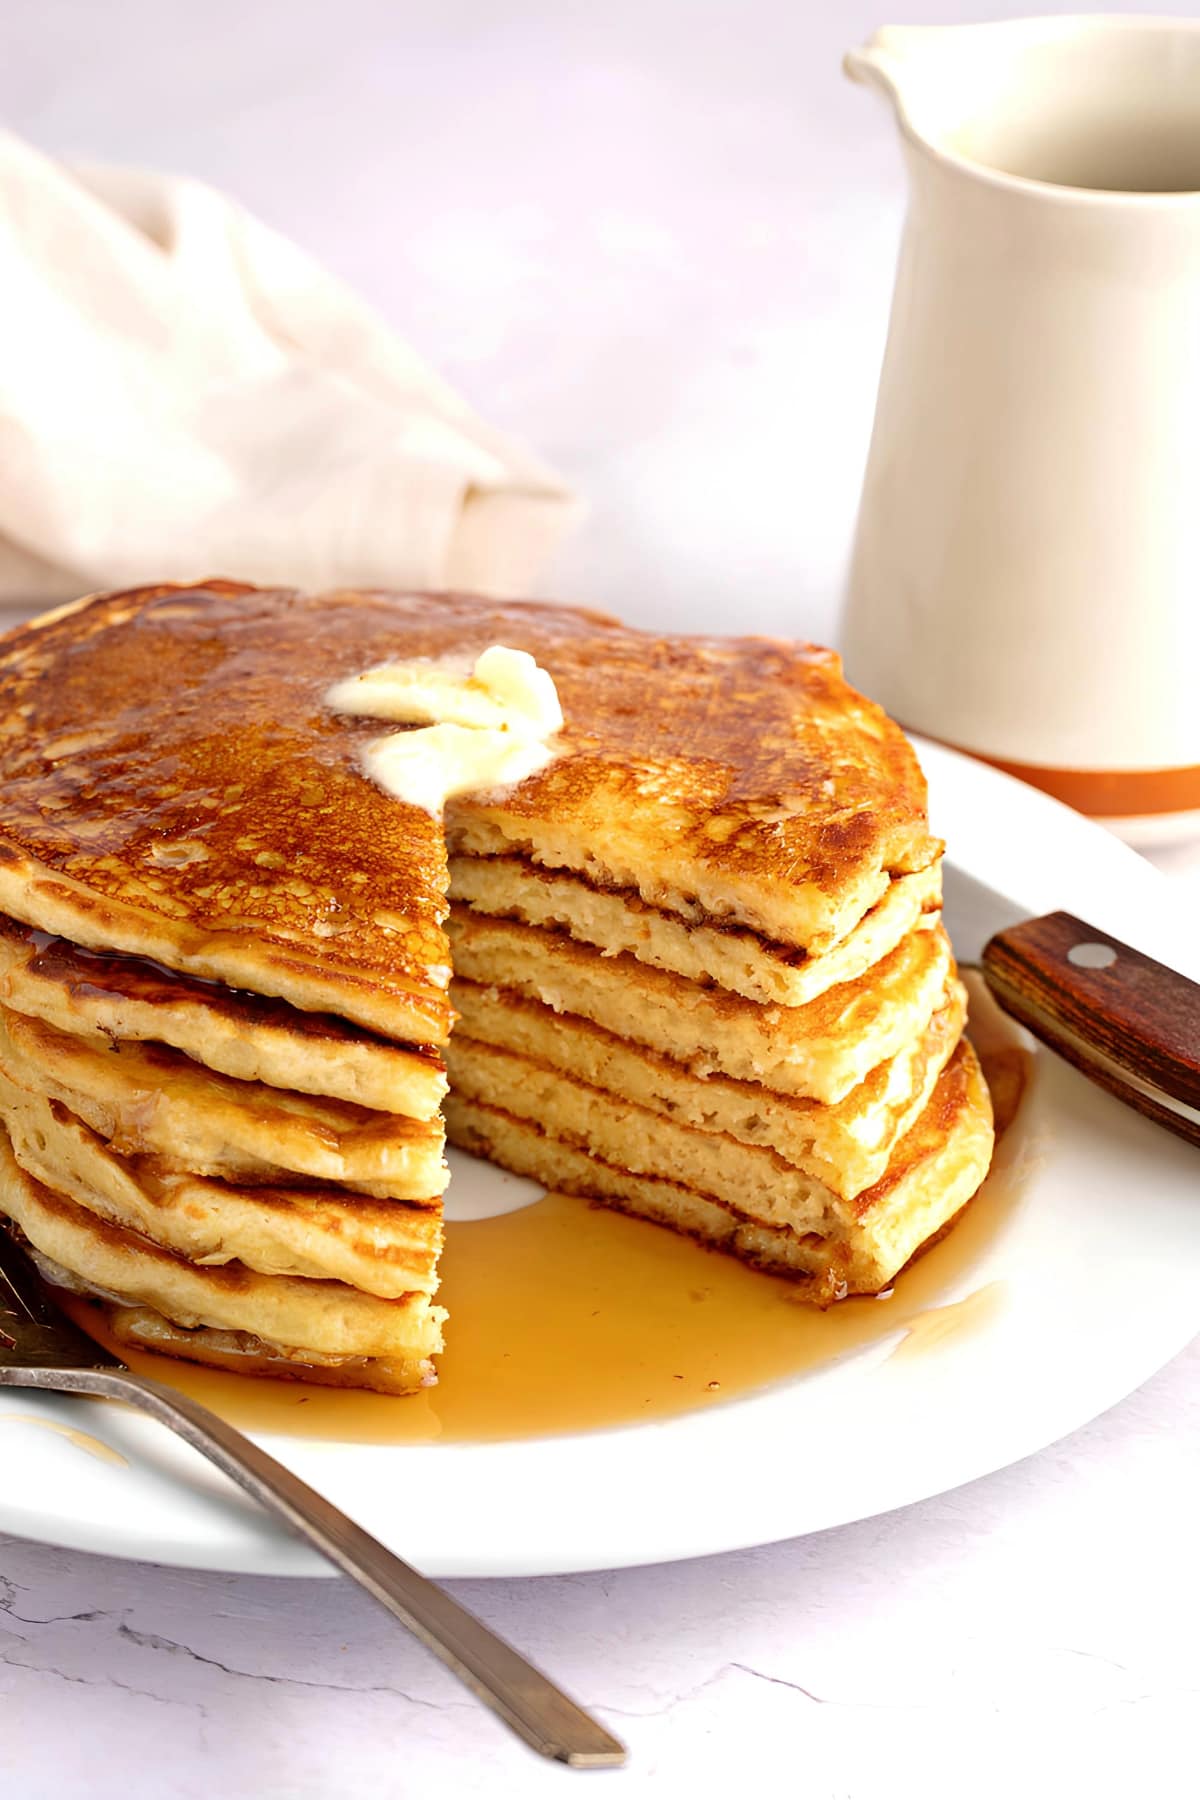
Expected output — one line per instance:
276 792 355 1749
17 0 1200 641
2 5 1199 1797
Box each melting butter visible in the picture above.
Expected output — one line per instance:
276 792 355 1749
363 723 556 817
326 646 563 814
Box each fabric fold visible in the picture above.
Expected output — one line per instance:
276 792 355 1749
0 133 575 608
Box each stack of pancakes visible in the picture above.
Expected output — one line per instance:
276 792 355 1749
0 917 450 1392
0 582 993 1394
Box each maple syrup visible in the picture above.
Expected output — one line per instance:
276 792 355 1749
888 1277 1008 1361
66 1008 1031 1447
0 1411 129 1466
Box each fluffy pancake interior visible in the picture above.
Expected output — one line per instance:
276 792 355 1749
447 1034 837 1231
448 854 942 1007
101 1306 434 1396
0 914 446 1118
447 909 953 1103
446 1041 993 1301
0 1003 446 1199
0 1068 441 1300
0 1127 445 1365
450 976 967 1198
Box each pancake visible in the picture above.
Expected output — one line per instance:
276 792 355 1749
102 1308 432 1395
839 1042 996 1287
0 1069 441 1298
0 583 452 1043
0 584 937 1014
447 910 953 1104
450 977 966 1199
0 1129 444 1373
0 581 992 1394
448 856 942 1006
444 1002 970 1229
0 1005 446 1197
0 915 446 1118
446 1040 994 1300
446 1035 846 1230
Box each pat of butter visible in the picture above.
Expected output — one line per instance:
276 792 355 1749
326 645 563 814
362 723 557 816
326 646 562 737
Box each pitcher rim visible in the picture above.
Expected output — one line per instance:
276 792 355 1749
846 13 1200 208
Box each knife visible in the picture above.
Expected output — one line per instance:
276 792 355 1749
942 864 1200 1149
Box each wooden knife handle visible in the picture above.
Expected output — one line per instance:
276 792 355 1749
982 911 1200 1150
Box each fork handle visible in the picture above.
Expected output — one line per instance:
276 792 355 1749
982 910 1200 1149
0 1364 625 1770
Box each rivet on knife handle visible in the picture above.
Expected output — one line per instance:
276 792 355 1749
981 910 1200 1150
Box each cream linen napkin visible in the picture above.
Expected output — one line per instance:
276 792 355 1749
0 132 576 611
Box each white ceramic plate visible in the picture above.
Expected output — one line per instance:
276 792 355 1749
2 739 1199 1578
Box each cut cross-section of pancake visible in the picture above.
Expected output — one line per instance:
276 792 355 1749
0 581 994 1395
447 909 954 1104
447 1040 994 1302
447 1035 849 1231
0 1129 445 1391
0 1005 446 1197
450 976 967 1199
101 1309 439 1393
0 917 446 1117
448 856 943 1006
0 1068 442 1298
444 994 968 1233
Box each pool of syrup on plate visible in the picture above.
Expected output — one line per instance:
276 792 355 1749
66 983 1032 1446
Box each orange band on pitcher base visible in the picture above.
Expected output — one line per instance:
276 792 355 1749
943 749 1200 818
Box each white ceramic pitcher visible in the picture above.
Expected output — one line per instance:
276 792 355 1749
842 17 1200 845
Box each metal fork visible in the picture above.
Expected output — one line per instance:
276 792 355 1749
0 1231 626 1769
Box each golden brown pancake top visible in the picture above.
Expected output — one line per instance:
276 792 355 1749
0 583 937 1021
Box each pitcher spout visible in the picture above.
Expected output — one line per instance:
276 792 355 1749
843 25 940 118
846 17 1200 196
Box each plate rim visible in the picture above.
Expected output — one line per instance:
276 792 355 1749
2 737 1197 1578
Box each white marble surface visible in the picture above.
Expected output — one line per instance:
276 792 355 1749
3 3 1200 1795
2 1332 1199 1798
